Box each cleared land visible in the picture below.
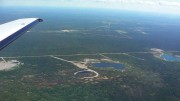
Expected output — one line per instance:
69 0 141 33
0 60 20 71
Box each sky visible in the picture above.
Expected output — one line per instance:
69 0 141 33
1 0 180 14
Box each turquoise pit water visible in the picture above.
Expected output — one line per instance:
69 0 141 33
160 54 180 61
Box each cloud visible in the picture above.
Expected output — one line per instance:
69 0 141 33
1 0 180 14
2 0 180 7
90 0 180 7
159 1 180 7
81 0 180 7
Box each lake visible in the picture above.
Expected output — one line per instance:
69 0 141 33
160 53 180 61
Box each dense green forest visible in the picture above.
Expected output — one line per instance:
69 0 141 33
0 7 180 101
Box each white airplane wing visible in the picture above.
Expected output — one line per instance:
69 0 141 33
0 18 43 50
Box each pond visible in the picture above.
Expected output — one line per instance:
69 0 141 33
92 62 124 69
160 53 180 61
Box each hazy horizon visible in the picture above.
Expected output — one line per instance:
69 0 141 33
1 0 180 15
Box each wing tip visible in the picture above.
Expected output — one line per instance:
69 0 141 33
19 18 43 22
37 18 43 22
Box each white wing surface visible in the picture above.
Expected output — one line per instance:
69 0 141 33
0 18 43 50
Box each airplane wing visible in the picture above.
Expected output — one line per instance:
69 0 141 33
0 18 43 50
